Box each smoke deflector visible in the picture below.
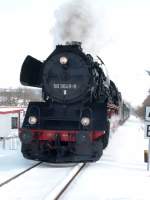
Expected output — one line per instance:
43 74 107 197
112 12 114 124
20 55 42 87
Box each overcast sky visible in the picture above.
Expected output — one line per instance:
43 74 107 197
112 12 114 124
0 0 150 107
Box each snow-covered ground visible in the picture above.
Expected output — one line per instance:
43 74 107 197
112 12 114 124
0 116 149 200
0 140 78 200
61 116 149 200
0 148 39 185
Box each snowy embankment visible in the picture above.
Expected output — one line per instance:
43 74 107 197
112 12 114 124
60 116 150 200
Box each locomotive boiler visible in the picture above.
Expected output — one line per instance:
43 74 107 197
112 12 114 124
19 42 121 163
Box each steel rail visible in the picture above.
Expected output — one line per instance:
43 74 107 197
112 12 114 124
0 161 42 187
44 163 86 200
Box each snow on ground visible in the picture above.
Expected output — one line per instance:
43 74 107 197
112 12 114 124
0 141 39 185
61 116 150 200
0 139 77 200
0 161 76 200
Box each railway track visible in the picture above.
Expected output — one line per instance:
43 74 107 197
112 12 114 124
44 163 86 200
0 161 86 200
0 161 42 187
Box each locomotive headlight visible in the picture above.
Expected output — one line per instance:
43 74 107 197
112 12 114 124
28 116 37 125
81 117 90 126
60 56 68 64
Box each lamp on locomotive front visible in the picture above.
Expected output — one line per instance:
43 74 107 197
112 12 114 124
60 56 68 65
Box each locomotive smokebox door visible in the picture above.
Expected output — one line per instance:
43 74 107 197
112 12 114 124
75 131 92 155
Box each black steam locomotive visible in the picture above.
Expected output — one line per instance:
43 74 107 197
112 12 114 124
19 42 123 163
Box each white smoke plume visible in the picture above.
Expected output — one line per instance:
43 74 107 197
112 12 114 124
52 0 109 54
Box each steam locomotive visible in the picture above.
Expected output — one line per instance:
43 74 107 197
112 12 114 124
19 42 128 163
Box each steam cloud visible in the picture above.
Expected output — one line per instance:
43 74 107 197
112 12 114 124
52 0 108 53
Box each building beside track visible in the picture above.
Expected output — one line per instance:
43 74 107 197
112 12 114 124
0 107 26 139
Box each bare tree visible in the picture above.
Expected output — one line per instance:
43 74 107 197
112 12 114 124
0 87 42 106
